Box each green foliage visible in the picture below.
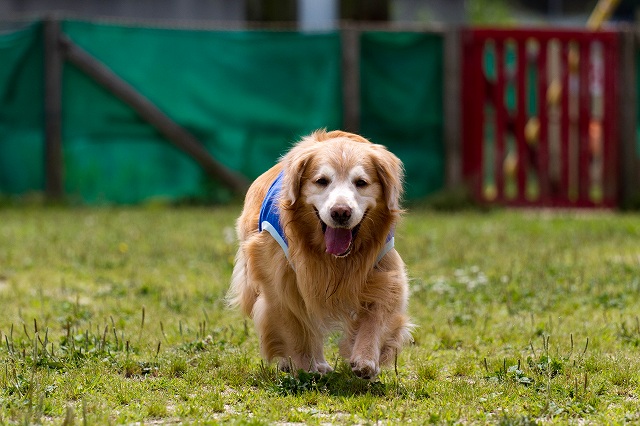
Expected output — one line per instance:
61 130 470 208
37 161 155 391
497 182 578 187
0 207 639 423
466 0 515 25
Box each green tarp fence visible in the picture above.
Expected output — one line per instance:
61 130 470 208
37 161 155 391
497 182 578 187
0 20 445 203
360 31 444 199
0 22 45 196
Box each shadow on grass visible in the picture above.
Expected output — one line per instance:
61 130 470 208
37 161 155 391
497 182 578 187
253 362 387 397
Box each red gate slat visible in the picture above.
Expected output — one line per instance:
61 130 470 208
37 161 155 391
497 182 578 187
516 39 528 203
494 39 506 202
537 38 550 205
603 35 619 206
578 40 591 205
559 40 570 206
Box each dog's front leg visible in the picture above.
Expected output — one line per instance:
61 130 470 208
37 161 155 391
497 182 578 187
344 260 410 380
308 334 333 374
253 293 332 374
275 331 332 374
348 305 385 380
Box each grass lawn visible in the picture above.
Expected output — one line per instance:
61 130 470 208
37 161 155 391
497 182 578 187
0 205 639 424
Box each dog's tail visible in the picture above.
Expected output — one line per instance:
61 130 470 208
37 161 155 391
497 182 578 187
227 246 257 317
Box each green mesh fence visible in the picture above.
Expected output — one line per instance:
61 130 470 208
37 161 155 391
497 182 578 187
0 20 447 204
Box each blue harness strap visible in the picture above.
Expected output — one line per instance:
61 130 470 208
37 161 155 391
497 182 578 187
258 171 395 265
259 171 290 261
377 232 395 265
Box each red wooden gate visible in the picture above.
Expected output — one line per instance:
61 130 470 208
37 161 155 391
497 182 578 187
462 29 619 207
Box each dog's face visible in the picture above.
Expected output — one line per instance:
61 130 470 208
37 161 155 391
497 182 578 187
282 131 403 258
304 159 378 257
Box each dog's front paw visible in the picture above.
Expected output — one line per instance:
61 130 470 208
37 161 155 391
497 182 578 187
315 361 333 374
277 358 294 373
277 357 334 375
350 358 380 381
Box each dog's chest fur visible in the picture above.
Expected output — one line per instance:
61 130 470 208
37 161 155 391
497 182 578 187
289 255 374 318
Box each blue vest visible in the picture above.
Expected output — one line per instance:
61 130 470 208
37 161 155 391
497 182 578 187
259 171 394 265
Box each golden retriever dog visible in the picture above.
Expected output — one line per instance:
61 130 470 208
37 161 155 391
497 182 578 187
228 130 411 380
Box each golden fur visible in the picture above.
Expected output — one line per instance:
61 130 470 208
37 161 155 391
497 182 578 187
228 130 411 380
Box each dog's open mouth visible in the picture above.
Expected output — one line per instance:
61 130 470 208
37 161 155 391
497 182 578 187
317 210 361 257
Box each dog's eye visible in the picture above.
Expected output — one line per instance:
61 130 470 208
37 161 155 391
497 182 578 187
355 179 368 188
315 177 329 187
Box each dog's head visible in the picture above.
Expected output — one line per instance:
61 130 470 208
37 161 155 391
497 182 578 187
281 130 403 258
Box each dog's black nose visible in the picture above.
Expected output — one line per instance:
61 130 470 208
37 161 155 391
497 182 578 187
331 205 352 225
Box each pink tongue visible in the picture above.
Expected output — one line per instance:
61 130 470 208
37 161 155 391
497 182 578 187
325 227 352 255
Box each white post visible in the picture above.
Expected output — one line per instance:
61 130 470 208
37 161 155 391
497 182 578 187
298 0 337 31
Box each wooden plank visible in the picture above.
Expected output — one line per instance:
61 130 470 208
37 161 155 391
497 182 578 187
578 40 592 204
493 39 506 202
341 26 360 133
58 35 249 195
559 40 571 202
536 38 550 204
515 39 528 203
603 36 619 206
463 31 487 201
443 28 462 189
618 28 638 207
44 17 64 200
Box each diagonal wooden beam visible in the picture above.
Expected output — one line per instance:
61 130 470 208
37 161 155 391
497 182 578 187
58 34 249 195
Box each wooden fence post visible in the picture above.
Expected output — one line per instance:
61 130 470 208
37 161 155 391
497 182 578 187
341 25 361 134
619 28 639 207
44 17 64 200
444 27 462 189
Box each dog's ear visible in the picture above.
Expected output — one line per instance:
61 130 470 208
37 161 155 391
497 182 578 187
373 146 404 212
281 138 316 206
